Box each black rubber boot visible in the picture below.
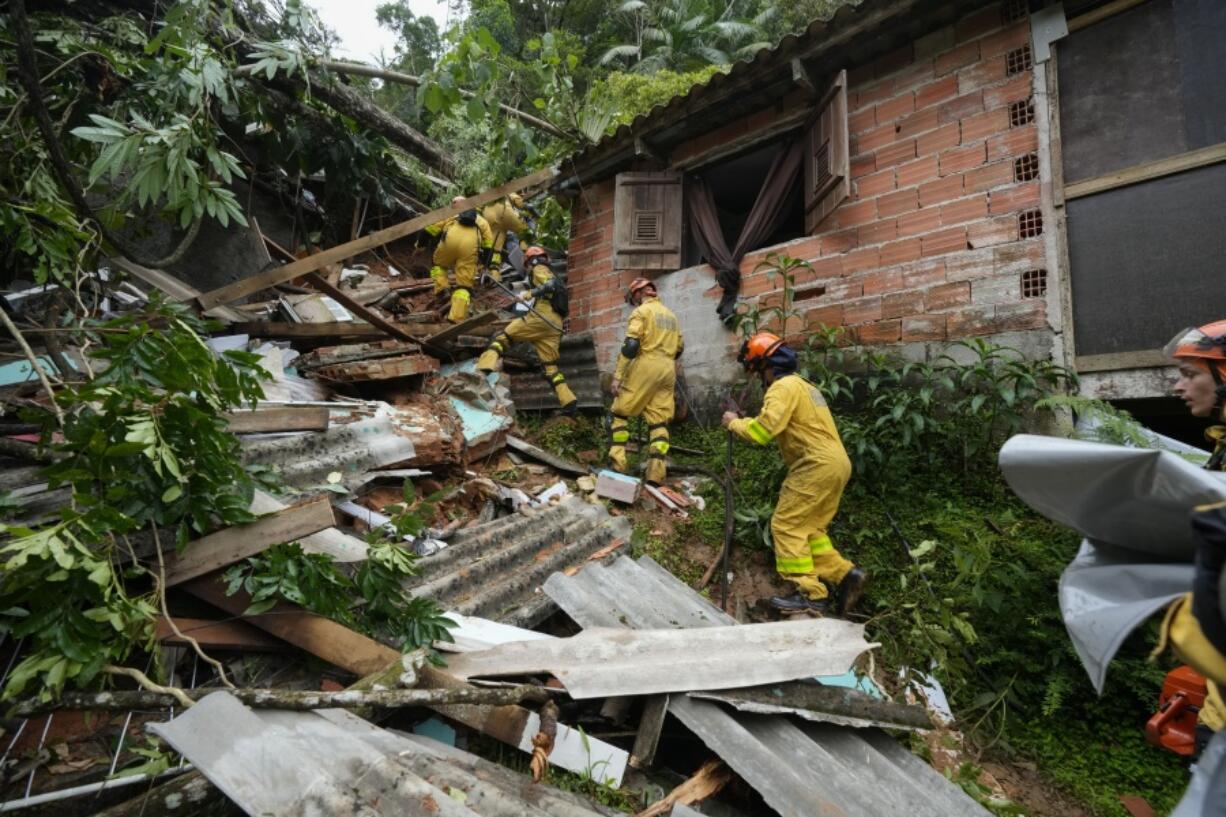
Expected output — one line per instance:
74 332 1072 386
834 568 868 616
769 593 828 614
558 401 578 418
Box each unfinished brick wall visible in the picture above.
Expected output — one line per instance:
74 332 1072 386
564 3 1049 376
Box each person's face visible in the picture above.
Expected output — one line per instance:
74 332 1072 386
1173 359 1218 417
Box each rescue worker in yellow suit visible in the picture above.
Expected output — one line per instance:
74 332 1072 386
721 331 867 615
481 193 528 283
1158 321 1226 764
428 196 494 323
608 278 683 486
476 246 578 416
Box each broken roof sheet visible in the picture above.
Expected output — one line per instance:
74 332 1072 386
445 618 876 699
407 496 632 626
544 555 991 817
507 332 604 411
561 0 992 182
151 693 617 817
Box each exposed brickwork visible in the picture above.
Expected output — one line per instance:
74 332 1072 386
565 5 1047 373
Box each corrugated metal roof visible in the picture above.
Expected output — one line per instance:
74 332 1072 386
151 693 619 817
543 555 991 817
561 0 992 182
508 332 604 411
407 496 633 627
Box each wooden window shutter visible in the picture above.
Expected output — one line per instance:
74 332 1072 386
804 69 849 233
613 172 683 270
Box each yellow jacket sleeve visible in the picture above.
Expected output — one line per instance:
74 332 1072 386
478 216 494 248
729 379 797 446
614 308 645 382
506 206 526 234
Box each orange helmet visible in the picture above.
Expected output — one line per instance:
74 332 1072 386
738 331 785 371
1166 321 1226 382
626 277 656 304
523 246 548 263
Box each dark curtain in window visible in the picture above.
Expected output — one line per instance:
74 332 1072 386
686 138 805 324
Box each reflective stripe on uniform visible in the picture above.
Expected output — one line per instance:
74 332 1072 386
551 372 566 384
454 289 471 303
776 555 815 573
649 439 670 454
611 429 630 443
808 534 834 555
746 418 773 445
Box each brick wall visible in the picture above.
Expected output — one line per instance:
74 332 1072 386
564 3 1051 382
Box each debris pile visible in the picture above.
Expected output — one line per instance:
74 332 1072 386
1 180 984 817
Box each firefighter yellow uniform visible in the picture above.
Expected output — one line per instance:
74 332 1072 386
430 213 493 322
481 199 527 280
476 260 576 410
609 296 683 485
728 374 854 601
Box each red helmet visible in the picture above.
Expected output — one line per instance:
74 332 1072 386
626 277 656 304
523 246 548 264
1166 321 1226 382
737 331 785 371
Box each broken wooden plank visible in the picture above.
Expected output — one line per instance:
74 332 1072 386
221 406 330 433
110 256 248 322
155 617 289 652
303 273 418 344
422 310 498 346
295 339 421 370
311 354 439 382
196 166 558 309
630 694 670 770
506 435 590 476
162 497 335 587
636 759 731 817
230 321 389 340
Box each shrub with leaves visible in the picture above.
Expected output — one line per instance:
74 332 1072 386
223 480 455 654
0 300 267 701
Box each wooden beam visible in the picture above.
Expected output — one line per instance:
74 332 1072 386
303 272 420 345
629 694 669 770
1074 349 1171 373
155 617 288 652
221 406 330 433
110 256 248 323
230 321 388 340
1067 0 1148 32
422 310 498 346
195 166 559 309
1064 142 1226 199
791 58 817 96
506 435 589 476
162 497 335 587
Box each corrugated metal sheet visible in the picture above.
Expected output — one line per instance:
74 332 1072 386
562 0 993 182
151 693 618 817
507 332 604 411
444 617 875 699
407 496 633 627
543 556 991 817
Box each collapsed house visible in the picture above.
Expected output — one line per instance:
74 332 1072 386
552 0 1226 416
0 173 993 814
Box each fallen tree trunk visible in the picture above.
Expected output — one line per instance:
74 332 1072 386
315 59 570 140
8 684 551 717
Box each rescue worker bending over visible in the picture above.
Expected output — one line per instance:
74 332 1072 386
1161 321 1226 758
722 331 866 615
481 193 528 282
608 277 683 485
429 195 494 323
476 246 577 416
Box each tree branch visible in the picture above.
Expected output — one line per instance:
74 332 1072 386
312 59 571 140
9 683 553 717
0 303 65 429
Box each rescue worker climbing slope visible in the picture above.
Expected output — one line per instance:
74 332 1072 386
476 246 577 415
481 193 528 282
429 195 494 322
1161 320 1226 760
609 278 683 485
721 331 866 615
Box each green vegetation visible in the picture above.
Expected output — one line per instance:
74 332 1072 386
524 258 1188 814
